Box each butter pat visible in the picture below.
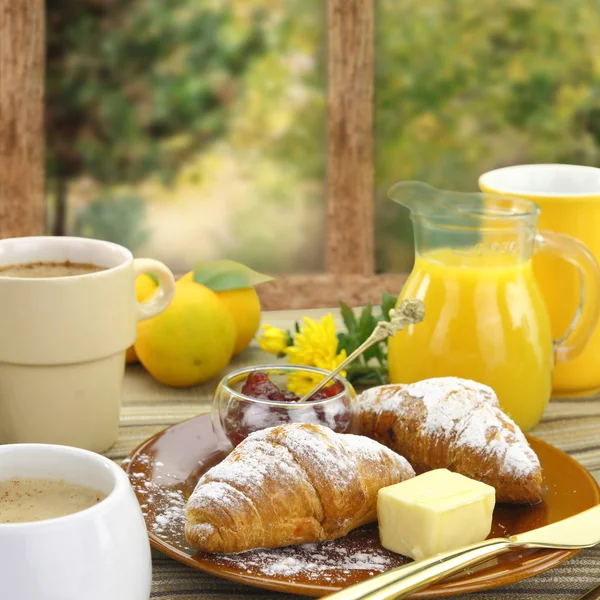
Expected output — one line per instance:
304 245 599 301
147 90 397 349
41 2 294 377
377 469 495 561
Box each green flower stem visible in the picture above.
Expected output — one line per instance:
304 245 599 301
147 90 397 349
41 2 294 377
345 365 388 378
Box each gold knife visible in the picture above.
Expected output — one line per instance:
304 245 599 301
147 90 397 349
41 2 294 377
579 583 600 600
325 504 600 600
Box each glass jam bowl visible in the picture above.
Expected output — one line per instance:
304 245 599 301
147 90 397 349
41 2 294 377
211 365 358 450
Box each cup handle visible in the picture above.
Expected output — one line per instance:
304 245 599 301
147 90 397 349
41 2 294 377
535 230 600 362
132 258 176 321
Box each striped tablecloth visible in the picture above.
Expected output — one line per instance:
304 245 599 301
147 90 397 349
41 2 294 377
111 309 600 600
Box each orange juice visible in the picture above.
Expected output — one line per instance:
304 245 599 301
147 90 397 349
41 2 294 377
388 249 554 431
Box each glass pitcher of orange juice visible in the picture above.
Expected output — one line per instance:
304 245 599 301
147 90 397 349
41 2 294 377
387 182 600 431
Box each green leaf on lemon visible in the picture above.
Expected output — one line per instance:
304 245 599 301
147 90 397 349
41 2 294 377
147 272 159 285
192 259 274 291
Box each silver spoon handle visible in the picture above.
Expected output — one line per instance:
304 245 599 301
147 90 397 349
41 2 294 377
296 298 425 403
297 338 380 403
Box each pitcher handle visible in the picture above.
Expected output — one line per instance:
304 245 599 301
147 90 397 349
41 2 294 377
535 231 600 362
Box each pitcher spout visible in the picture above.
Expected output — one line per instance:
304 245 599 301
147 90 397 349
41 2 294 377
387 180 540 228
387 180 479 223
387 181 442 216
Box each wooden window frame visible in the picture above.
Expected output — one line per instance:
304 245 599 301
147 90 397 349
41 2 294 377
0 0 407 310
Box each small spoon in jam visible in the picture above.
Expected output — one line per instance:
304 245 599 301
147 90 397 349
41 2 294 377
296 298 426 403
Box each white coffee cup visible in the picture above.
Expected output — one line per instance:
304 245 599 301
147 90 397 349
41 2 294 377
0 443 152 600
0 236 175 452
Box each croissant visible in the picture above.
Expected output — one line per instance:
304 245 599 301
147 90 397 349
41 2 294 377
184 422 415 553
358 377 544 504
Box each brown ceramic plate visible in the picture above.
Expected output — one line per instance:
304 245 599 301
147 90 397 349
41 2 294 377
124 414 600 598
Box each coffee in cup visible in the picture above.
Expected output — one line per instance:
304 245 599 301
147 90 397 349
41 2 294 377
0 260 107 278
0 477 106 523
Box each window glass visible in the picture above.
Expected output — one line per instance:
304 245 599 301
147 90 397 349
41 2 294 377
375 0 600 272
46 0 326 274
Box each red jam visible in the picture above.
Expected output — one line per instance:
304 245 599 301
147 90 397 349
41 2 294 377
223 371 351 446
241 370 345 402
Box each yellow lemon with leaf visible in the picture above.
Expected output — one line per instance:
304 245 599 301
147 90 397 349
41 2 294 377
179 260 271 355
134 282 236 387
125 273 159 364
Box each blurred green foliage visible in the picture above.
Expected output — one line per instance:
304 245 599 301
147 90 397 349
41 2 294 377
72 195 149 250
46 0 266 184
46 0 600 271
375 0 600 271
46 0 325 263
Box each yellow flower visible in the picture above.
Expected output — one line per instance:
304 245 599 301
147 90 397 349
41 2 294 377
257 324 289 355
285 313 347 378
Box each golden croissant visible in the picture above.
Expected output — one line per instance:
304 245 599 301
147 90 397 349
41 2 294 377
184 422 415 553
358 377 544 504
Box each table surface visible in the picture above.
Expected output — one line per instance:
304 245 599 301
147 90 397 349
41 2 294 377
111 309 600 600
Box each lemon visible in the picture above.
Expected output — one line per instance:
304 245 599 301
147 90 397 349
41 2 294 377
215 287 261 354
134 281 236 387
179 272 261 355
125 273 159 364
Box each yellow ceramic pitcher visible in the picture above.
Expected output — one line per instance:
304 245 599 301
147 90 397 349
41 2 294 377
480 164 600 396
387 181 600 431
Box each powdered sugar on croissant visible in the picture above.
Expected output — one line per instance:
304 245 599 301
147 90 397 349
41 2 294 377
185 423 415 553
358 377 544 504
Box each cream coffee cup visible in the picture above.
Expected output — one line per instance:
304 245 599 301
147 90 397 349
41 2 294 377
0 236 175 452
0 443 152 600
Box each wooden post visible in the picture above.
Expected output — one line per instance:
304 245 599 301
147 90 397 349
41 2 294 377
258 0 410 310
0 0 45 238
326 0 375 276
0 0 397 309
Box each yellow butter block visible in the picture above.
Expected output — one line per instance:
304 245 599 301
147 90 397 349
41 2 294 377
377 468 496 561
